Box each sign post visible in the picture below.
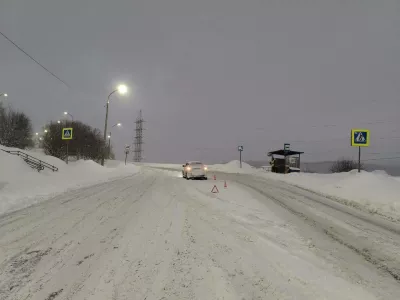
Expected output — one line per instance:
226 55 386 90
238 146 244 168
62 128 73 164
124 145 130 165
351 129 370 173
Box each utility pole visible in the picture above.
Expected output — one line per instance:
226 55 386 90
133 110 145 162
108 132 111 159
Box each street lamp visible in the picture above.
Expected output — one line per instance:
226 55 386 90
57 120 61 124
64 111 74 121
44 129 48 133
0 93 8 97
107 122 122 159
101 84 128 166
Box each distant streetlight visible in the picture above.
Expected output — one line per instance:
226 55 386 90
101 84 128 166
35 132 39 136
107 122 122 159
64 111 74 121
0 93 8 98
44 129 48 133
57 120 61 124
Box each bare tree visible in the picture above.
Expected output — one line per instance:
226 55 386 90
0 103 34 149
330 158 363 173
42 120 109 162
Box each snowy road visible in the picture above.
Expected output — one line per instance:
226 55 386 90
1 168 400 299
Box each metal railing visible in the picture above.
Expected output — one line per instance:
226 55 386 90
1 149 59 172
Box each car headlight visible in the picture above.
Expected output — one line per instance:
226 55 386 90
204 166 208 170
186 167 191 171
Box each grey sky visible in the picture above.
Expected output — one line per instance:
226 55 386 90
1 0 399 163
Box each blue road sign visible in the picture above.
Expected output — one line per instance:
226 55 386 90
62 128 73 140
351 129 369 147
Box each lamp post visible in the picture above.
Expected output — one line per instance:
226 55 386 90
108 123 122 159
63 111 74 122
101 85 127 166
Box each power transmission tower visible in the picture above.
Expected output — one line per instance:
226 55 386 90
133 110 144 162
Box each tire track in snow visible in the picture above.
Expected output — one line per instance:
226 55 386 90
228 174 400 284
0 173 155 300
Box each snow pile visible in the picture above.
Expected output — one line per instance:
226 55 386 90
0 146 139 216
141 163 182 170
263 170 400 221
143 161 257 174
210 160 256 173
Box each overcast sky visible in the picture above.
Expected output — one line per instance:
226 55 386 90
1 0 399 163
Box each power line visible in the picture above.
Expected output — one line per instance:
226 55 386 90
256 117 399 133
0 31 70 88
362 156 400 162
266 135 400 145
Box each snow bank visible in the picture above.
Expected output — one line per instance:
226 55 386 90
0 146 139 216
201 160 400 221
141 163 182 170
210 160 256 173
262 170 400 221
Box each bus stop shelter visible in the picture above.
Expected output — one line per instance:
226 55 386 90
267 149 304 174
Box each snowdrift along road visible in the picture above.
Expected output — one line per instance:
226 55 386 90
0 146 139 216
1 168 400 299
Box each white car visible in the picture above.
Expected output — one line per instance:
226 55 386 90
182 161 208 180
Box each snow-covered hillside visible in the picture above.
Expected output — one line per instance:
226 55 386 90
0 147 139 216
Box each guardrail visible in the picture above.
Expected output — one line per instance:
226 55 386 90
1 149 59 172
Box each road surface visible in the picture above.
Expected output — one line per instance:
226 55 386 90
0 168 399 299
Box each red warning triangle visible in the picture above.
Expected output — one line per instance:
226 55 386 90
211 185 219 193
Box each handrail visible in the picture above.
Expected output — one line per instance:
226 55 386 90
23 158 45 171
1 149 59 172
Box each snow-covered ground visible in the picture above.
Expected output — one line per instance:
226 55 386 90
0 146 139 216
261 170 400 221
145 160 400 222
1 168 399 299
142 160 256 174
210 160 256 173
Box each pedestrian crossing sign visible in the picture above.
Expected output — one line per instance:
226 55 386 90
62 128 73 140
351 129 369 147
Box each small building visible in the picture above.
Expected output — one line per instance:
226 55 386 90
267 149 304 174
